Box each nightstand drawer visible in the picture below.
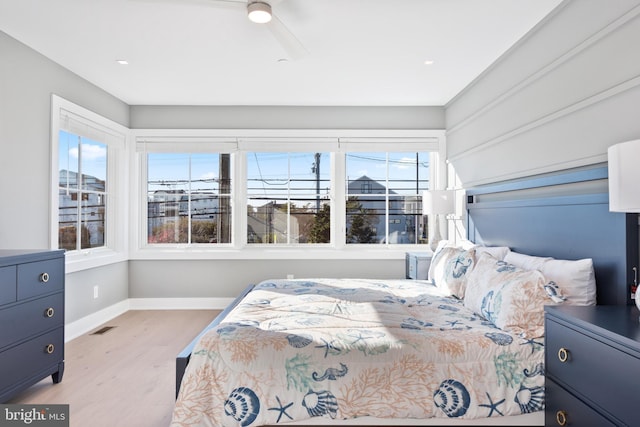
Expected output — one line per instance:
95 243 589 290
546 317 640 425
0 293 64 350
545 379 616 427
17 259 64 300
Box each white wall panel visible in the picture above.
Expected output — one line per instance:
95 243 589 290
447 0 640 188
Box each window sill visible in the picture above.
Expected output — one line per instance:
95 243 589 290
64 248 128 273
130 245 433 261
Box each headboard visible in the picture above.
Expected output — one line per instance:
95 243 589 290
466 166 638 306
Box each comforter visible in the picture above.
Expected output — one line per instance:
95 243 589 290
171 278 545 426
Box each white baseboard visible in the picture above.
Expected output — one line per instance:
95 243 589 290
65 300 130 342
65 297 234 342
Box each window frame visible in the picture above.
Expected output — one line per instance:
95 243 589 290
131 129 446 260
50 95 129 272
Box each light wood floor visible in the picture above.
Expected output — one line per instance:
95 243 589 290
8 310 219 427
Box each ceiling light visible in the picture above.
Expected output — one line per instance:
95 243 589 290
116 59 129 65
424 60 434 65
247 1 272 24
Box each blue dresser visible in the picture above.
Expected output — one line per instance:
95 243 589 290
0 249 65 402
545 305 640 426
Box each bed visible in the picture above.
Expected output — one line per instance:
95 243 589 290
171 165 638 427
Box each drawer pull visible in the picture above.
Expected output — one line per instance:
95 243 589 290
40 272 50 283
45 344 55 354
556 410 567 426
558 347 569 363
45 307 55 318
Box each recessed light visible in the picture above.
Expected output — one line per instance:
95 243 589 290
116 60 129 65
424 60 434 65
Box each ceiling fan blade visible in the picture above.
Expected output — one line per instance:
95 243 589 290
266 13 309 60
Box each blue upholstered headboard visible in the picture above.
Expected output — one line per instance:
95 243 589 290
466 166 638 306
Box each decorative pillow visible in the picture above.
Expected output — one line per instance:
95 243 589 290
427 240 458 281
427 240 509 281
429 246 476 298
504 251 596 306
464 252 555 338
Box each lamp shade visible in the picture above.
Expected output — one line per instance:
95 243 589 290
423 190 454 215
608 139 640 212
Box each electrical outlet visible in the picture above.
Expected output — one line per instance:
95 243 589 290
93 285 99 299
286 274 294 279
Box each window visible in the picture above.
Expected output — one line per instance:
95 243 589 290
58 131 107 250
133 130 445 257
247 152 330 244
147 153 232 244
51 95 128 271
346 152 430 245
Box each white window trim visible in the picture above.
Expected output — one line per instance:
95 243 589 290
131 128 446 260
50 95 129 272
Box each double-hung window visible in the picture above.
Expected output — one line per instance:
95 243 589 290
345 152 430 245
136 136 236 248
50 95 128 270
147 152 232 244
247 152 330 244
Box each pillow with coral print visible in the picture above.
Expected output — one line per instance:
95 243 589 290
429 246 476 298
464 252 553 338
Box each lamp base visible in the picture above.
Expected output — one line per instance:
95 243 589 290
429 214 443 252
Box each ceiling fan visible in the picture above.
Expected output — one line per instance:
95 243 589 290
137 0 308 60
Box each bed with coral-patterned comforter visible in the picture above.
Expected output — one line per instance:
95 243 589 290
171 277 545 427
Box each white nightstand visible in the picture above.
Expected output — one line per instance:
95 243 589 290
405 252 431 280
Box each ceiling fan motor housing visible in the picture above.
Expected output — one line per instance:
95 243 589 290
247 1 272 24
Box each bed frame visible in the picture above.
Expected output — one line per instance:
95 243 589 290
175 164 638 424
466 165 637 306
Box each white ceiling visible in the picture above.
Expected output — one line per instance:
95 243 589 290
0 0 563 106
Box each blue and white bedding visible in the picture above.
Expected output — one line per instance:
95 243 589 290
171 278 545 427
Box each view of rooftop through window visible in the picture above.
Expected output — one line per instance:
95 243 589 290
58 130 107 251
61 142 432 247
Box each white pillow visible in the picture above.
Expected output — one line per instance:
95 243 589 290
504 251 596 306
475 245 511 261
504 251 551 271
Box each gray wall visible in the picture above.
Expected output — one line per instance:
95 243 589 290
129 105 443 298
129 260 405 299
0 32 130 322
446 0 640 188
130 105 445 130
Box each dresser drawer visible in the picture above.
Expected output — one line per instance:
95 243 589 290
546 318 640 425
545 379 616 427
0 293 64 350
0 327 64 390
17 259 64 300
0 265 16 305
